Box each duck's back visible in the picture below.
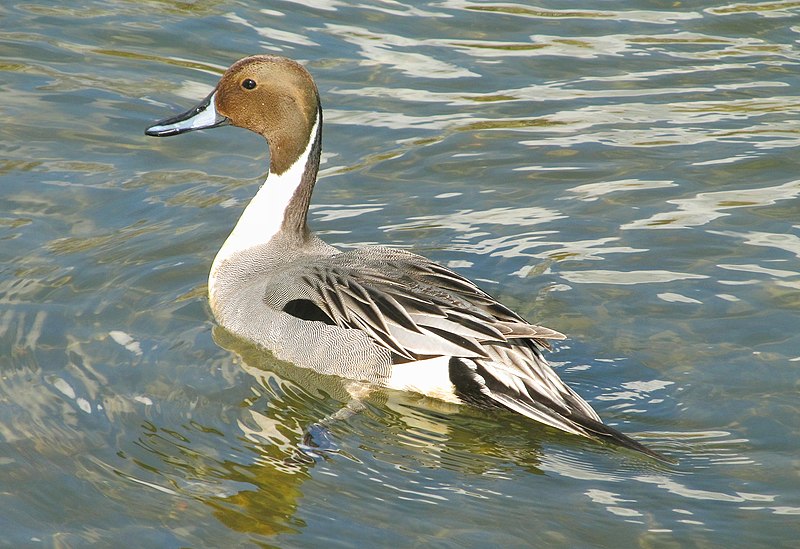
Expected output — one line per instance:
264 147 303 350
211 240 561 379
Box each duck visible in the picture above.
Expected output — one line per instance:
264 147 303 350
145 55 666 461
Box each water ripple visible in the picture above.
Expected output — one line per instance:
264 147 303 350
2 0 800 545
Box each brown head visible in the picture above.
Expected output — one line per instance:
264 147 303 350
145 55 321 175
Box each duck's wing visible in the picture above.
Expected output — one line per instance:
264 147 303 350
265 247 673 461
265 247 565 363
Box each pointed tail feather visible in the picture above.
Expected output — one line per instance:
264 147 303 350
448 357 672 462
492 386 673 462
566 412 674 463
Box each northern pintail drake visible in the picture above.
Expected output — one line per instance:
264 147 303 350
146 55 665 460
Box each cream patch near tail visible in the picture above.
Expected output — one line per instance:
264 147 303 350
385 355 460 403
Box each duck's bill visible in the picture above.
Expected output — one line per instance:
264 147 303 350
145 91 229 137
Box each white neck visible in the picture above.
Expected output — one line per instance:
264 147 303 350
208 114 319 301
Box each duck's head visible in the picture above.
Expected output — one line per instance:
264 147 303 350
145 55 321 174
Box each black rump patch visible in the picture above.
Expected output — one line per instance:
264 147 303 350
448 357 493 407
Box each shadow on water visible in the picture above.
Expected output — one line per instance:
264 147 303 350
180 326 559 535
0 290 764 544
192 327 693 529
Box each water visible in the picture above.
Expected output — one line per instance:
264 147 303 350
2 0 799 546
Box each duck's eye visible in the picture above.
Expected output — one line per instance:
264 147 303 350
242 78 257 90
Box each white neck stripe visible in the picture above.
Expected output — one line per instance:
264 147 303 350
208 112 320 299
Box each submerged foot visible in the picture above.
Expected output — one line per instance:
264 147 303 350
296 388 370 461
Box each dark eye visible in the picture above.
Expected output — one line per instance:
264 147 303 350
242 78 257 90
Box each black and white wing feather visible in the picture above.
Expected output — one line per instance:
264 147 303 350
265 247 564 362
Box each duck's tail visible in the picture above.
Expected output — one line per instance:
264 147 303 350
564 410 673 463
449 356 672 463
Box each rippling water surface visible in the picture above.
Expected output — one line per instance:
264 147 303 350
2 1 799 546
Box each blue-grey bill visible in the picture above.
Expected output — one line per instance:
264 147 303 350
145 91 229 137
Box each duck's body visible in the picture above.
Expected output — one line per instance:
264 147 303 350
146 55 665 460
